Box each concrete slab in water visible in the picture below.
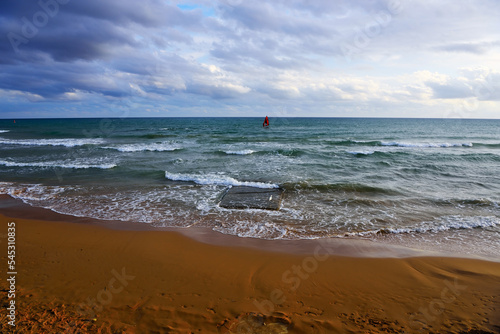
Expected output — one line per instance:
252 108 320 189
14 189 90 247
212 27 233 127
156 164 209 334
219 186 284 210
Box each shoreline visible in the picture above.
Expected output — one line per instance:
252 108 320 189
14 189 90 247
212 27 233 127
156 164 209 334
1 196 500 332
0 194 428 258
1 194 498 262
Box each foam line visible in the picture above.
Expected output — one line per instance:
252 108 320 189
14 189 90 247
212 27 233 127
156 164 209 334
165 171 278 188
0 160 116 169
0 138 105 147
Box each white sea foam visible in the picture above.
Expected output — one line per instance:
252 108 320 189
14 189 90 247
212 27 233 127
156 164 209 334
0 159 116 169
165 171 279 188
0 182 67 201
381 141 473 148
103 143 181 152
350 215 500 237
224 149 255 155
347 150 375 155
0 130 10 133
0 138 105 147
213 220 289 239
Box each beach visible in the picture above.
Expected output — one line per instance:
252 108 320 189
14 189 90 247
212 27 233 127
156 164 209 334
1 196 499 333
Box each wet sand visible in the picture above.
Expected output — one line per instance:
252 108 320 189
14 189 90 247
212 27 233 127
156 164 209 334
1 196 499 333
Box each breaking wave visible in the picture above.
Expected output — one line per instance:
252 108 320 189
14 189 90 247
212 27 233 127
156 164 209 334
224 149 255 155
349 216 500 237
165 171 279 188
380 141 473 148
102 143 181 152
0 159 117 169
0 138 105 147
347 150 375 155
326 139 475 149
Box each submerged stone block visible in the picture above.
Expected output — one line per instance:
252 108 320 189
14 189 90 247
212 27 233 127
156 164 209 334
219 186 284 210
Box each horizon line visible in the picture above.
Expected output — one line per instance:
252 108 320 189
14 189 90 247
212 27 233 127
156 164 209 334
1 116 499 120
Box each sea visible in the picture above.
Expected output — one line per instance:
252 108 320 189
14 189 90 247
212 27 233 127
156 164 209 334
0 117 499 259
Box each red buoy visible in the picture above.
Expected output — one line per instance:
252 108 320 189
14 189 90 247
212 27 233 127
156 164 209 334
263 116 269 127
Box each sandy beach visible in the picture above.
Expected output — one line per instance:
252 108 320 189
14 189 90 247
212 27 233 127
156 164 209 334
1 196 499 333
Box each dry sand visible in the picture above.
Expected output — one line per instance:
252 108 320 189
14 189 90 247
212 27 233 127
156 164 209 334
1 200 499 333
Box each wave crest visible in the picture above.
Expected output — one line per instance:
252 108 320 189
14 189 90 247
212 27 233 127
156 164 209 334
224 149 255 155
381 141 472 148
0 138 105 147
348 216 500 237
0 159 116 169
103 143 181 152
347 150 375 155
165 171 278 188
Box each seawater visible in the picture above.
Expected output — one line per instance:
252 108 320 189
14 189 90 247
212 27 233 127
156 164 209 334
0 118 499 258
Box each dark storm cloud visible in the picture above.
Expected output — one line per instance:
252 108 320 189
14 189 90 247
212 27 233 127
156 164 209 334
0 0 203 99
24 19 136 63
0 61 129 99
1 0 201 62
63 0 191 28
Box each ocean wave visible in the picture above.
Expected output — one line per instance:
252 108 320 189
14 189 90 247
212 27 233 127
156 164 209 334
352 216 500 236
327 139 475 149
0 159 116 169
453 198 499 207
102 143 181 152
0 130 10 133
0 138 105 147
284 181 400 195
224 149 255 155
165 171 279 188
472 142 500 148
346 150 375 155
326 140 380 146
140 134 173 139
381 141 473 148
274 148 305 157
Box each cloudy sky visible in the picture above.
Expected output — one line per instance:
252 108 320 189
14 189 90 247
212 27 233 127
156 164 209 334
1 0 499 118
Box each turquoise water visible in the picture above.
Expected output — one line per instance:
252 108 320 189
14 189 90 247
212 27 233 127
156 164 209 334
0 118 499 258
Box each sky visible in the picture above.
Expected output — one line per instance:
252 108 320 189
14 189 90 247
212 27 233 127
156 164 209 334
0 0 499 118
